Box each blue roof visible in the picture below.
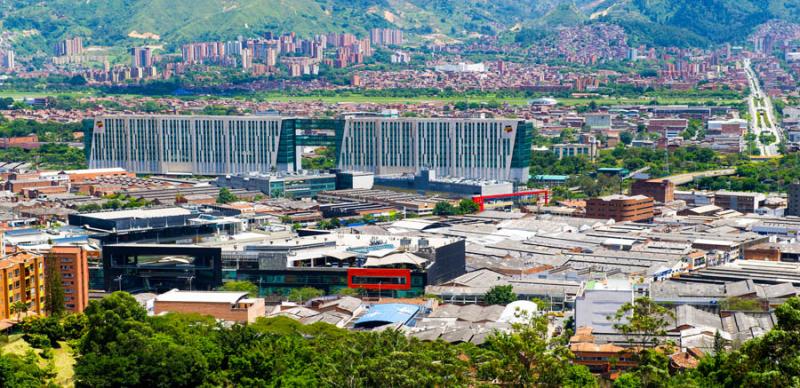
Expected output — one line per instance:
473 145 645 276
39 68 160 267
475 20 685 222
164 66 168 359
52 236 89 244
354 303 420 328
4 228 42 237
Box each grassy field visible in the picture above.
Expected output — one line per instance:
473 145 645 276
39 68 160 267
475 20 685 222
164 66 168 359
0 88 744 107
0 90 97 100
1 335 76 387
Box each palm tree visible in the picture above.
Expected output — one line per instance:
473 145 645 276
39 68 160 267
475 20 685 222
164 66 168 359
10 301 28 321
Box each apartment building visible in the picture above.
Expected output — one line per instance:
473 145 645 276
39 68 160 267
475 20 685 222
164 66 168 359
0 252 45 320
49 246 90 313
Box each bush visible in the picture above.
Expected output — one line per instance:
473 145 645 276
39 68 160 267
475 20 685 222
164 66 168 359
20 316 64 347
25 333 51 349
39 348 54 360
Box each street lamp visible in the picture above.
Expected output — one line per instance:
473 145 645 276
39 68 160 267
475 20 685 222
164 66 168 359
114 275 123 291
186 275 195 291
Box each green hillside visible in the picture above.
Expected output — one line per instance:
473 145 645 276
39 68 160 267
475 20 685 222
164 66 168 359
597 0 800 47
0 0 556 51
1 0 799 52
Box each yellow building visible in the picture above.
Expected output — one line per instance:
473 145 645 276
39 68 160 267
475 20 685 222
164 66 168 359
0 251 44 320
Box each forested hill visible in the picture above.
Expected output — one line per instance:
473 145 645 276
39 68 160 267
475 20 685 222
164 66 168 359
595 0 800 47
1 0 799 51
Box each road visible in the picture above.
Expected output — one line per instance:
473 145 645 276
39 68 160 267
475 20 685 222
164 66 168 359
663 169 737 185
743 58 782 157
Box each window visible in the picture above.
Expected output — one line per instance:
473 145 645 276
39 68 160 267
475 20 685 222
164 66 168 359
351 276 406 285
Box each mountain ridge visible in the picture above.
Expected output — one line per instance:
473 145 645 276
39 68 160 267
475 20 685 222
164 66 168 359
1 0 798 52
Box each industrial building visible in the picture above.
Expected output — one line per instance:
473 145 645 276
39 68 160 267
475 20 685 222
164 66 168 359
585 195 655 222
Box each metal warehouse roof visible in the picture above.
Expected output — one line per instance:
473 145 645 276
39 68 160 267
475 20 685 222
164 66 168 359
354 303 420 329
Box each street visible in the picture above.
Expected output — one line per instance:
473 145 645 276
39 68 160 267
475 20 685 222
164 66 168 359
743 58 783 157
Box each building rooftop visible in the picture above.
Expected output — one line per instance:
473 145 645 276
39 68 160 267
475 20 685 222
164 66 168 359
154 289 250 305
80 207 192 220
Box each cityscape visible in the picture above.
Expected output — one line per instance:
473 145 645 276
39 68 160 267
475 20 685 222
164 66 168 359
2 1 800 386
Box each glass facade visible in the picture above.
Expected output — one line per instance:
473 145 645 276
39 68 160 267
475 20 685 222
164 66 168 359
102 245 222 293
227 268 425 299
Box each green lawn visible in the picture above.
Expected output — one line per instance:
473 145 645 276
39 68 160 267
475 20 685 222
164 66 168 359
1 336 76 387
0 88 743 107
0 90 97 100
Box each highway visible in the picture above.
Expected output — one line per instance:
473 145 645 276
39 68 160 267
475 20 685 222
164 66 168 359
663 169 737 185
743 58 783 157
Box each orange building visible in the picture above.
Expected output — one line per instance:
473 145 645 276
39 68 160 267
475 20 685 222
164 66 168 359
48 246 90 313
0 252 45 320
585 195 655 222
153 290 266 323
570 327 637 373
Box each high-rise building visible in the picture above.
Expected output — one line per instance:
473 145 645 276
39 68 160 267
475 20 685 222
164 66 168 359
88 115 533 183
0 50 14 71
370 28 404 46
130 46 153 68
55 37 84 57
48 246 90 313
241 48 252 69
0 251 45 320
787 184 800 217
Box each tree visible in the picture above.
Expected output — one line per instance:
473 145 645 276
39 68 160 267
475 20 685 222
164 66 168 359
0 352 53 387
62 313 89 340
79 291 148 354
690 296 800 387
20 315 65 348
44 254 65 316
478 312 596 387
287 287 324 304
433 201 458 216
335 288 361 297
10 300 28 321
620 131 633 145
216 187 238 204
457 199 480 214
720 296 763 311
218 280 259 297
610 296 674 349
484 285 517 305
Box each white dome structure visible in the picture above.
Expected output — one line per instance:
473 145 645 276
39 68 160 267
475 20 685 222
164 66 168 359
498 300 539 324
